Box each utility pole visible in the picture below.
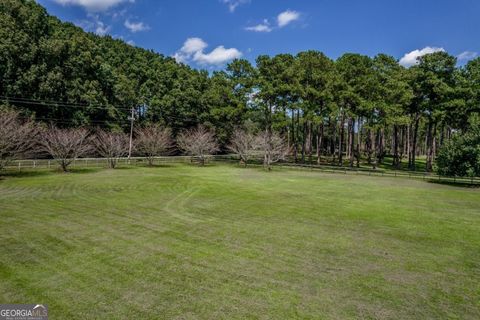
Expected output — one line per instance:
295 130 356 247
128 107 135 160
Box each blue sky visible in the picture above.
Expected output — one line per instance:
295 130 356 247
37 0 480 68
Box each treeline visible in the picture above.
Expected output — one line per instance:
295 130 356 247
1 0 479 173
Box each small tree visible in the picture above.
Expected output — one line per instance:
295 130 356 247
135 125 172 166
437 126 480 177
228 128 257 166
0 110 37 170
177 126 219 165
94 130 129 169
39 127 91 172
255 131 290 170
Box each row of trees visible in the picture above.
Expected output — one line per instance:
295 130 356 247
0 110 289 172
2 0 479 175
238 52 479 172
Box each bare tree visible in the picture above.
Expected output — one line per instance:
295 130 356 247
135 125 172 166
255 131 290 170
0 110 37 170
39 127 91 172
177 126 219 165
228 128 257 166
94 130 129 169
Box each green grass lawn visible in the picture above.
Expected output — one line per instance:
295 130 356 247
1 164 479 319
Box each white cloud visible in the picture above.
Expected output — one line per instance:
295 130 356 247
95 23 110 35
174 37 242 66
194 46 242 65
76 14 111 35
53 0 134 12
111 8 127 19
277 10 300 28
399 47 446 67
457 51 478 61
245 19 272 33
173 38 208 62
124 19 149 32
221 0 249 12
181 37 208 54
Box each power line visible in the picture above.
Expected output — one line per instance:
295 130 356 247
3 96 202 123
18 116 131 125
0 96 131 112
0 95 90 106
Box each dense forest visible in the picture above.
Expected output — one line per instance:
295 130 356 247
1 0 479 173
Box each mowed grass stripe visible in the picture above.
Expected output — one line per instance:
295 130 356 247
1 164 479 319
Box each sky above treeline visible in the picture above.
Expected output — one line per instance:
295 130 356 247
37 0 480 69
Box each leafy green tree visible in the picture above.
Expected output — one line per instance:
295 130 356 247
415 52 457 171
296 51 335 163
372 54 412 168
335 54 375 166
437 125 480 177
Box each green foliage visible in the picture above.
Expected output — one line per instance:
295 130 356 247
0 0 222 134
1 0 480 174
437 126 480 177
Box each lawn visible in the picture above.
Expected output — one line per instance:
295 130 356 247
0 164 479 319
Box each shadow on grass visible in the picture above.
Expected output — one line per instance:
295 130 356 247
427 179 480 188
110 165 141 170
67 167 104 175
0 170 52 179
132 163 179 168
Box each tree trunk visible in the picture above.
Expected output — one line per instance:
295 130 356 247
356 118 361 168
349 117 355 167
307 120 313 163
392 125 400 168
338 112 345 166
301 119 306 163
366 128 372 164
316 123 324 164
331 117 337 163
292 109 297 162
432 122 437 162
371 129 377 169
426 120 434 172
407 124 411 166
61 160 69 172
346 120 351 160
376 128 384 165
410 115 419 170
296 110 300 162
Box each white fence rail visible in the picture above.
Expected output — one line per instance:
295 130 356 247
2 155 479 185
3 155 237 170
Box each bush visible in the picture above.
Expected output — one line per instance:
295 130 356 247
436 126 480 177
